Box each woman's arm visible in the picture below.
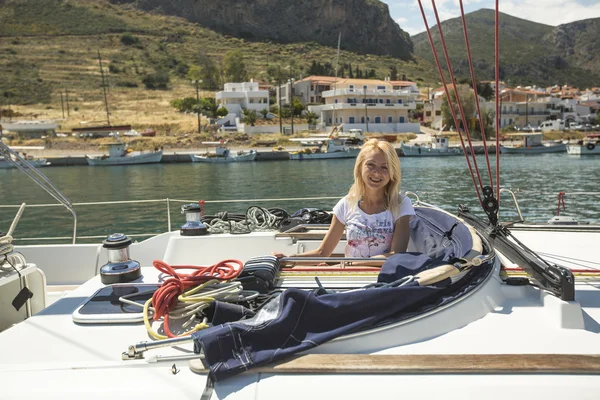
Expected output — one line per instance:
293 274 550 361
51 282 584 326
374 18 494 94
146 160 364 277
273 216 345 259
390 215 411 254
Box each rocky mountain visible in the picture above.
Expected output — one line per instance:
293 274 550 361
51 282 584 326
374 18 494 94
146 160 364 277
109 0 413 60
411 9 600 88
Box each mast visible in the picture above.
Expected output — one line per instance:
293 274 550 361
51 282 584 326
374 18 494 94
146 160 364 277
332 32 341 131
98 50 110 126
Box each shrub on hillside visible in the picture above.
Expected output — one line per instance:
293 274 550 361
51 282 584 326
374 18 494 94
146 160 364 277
142 71 169 90
120 32 139 46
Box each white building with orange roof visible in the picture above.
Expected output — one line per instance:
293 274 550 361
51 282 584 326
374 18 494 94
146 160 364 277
277 75 339 107
306 78 420 133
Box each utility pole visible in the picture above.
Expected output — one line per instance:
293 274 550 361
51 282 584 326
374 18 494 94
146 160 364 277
289 64 294 134
278 65 282 134
195 79 201 133
60 92 65 119
65 88 70 117
98 50 110 126
525 93 529 127
364 86 369 132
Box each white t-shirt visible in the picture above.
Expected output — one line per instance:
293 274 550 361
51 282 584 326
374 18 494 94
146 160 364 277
333 195 415 257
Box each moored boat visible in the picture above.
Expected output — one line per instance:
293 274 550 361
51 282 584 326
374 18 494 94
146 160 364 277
85 142 163 166
289 137 360 160
567 133 600 156
500 133 567 154
401 132 462 156
190 141 256 163
0 155 50 169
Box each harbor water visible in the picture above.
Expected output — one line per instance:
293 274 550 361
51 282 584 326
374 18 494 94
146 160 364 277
1 153 599 243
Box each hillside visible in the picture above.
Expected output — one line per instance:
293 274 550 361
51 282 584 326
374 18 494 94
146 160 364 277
110 0 414 60
0 0 436 101
411 9 600 88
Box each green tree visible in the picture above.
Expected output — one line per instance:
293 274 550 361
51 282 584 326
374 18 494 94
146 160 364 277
260 108 269 119
223 50 248 83
389 66 398 81
198 56 220 90
242 108 258 126
441 85 475 130
305 111 318 125
480 109 496 139
291 98 304 117
200 97 219 118
217 107 229 117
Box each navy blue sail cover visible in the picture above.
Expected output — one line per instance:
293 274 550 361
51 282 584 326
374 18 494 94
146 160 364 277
192 208 489 381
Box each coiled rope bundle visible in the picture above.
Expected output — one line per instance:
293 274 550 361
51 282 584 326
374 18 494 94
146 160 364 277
138 259 244 339
0 203 27 273
202 206 289 234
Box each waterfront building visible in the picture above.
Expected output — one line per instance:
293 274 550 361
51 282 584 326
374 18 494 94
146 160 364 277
307 78 420 133
216 81 270 130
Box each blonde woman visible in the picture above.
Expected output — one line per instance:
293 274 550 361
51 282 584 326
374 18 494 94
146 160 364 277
274 139 414 260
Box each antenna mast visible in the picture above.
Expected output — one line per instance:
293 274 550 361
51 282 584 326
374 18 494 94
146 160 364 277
332 32 341 130
98 50 110 126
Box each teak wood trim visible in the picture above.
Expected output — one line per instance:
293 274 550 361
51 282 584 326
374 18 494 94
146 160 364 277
189 354 600 375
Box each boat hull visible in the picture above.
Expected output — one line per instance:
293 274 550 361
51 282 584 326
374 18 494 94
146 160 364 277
401 144 462 156
0 159 50 169
289 148 360 160
567 143 600 155
190 152 256 163
500 143 567 154
85 151 163 166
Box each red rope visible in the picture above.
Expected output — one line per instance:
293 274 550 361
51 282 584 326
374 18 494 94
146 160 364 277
557 192 566 216
459 0 494 189
417 0 484 210
150 259 243 337
430 0 485 195
495 0 501 205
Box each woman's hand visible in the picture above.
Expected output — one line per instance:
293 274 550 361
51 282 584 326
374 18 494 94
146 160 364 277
271 252 287 259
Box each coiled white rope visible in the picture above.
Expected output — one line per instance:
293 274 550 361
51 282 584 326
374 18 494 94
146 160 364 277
206 207 282 234
1 203 27 272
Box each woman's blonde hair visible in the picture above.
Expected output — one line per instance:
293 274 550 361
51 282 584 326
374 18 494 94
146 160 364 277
347 139 402 217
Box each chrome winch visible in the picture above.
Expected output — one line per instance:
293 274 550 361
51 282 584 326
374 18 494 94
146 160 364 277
180 203 208 236
99 233 141 284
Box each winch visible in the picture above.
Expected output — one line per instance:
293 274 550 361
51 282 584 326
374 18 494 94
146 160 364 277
180 203 208 236
99 233 141 284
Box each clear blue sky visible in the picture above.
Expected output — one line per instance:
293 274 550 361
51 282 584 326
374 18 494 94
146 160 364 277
382 0 600 36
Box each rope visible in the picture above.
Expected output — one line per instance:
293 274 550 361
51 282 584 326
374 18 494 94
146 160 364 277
202 206 286 234
142 259 244 339
0 203 27 272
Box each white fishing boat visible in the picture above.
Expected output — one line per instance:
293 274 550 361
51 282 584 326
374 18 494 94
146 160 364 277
500 133 567 154
190 141 256 163
85 142 163 166
0 155 50 169
0 146 51 169
567 133 600 156
289 137 359 160
401 130 462 157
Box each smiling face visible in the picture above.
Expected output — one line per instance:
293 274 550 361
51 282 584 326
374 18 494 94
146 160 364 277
361 149 390 191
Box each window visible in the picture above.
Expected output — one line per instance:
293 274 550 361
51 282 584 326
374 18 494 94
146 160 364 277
399 116 405 123
361 117 365 123
349 85 355 92
388 117 392 123
377 86 386 91
426 111 432 117
435 110 441 116
375 117 381 123
386 99 391 104
349 117 355 123
328 118 332 124
310 97 314 102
